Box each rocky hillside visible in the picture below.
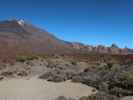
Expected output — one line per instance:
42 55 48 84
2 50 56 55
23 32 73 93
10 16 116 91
0 19 132 63
70 42 132 55
0 19 74 62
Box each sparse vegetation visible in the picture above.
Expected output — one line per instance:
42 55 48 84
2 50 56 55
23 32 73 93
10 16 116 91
55 92 119 100
55 96 76 100
70 60 77 65
79 93 119 100
0 53 133 99
72 63 133 97
16 54 39 62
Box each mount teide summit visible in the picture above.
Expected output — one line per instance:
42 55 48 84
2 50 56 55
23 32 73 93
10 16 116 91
0 19 132 62
0 19 73 61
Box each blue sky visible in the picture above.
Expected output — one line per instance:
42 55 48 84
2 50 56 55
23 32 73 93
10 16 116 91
0 0 133 48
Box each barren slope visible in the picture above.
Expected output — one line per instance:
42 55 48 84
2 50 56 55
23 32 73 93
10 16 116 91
0 20 72 62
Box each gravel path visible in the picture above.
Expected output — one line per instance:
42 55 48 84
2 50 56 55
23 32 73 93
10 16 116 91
0 78 96 100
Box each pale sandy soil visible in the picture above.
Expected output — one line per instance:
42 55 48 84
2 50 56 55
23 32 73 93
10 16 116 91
0 78 96 100
120 96 133 100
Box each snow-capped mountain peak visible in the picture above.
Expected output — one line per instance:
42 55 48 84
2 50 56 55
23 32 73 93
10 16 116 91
17 19 25 26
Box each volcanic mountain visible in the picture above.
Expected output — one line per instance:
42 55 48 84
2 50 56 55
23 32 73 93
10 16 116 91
0 19 132 62
0 19 74 62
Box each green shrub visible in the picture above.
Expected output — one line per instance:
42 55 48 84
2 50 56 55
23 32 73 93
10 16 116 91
70 60 77 65
98 63 107 69
16 54 38 62
79 92 119 100
123 72 133 87
55 96 76 100
110 64 121 72
55 96 67 100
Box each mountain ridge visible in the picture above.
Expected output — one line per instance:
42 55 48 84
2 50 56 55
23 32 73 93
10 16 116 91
0 19 132 62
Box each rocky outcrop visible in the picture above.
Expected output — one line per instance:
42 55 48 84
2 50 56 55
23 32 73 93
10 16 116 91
70 43 132 55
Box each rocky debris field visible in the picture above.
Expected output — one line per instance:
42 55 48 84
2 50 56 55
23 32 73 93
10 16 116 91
55 92 120 100
0 56 88 80
72 63 133 98
0 56 133 100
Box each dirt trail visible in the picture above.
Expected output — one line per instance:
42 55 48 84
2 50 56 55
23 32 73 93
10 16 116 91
0 78 96 100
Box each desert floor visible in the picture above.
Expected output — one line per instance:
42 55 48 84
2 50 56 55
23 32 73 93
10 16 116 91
0 77 96 100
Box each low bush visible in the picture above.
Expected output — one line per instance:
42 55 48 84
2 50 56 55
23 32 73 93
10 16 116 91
16 54 38 62
55 96 76 100
70 60 77 65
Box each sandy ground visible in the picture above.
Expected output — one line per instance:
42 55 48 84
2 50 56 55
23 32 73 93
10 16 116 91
120 96 133 100
0 78 96 100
